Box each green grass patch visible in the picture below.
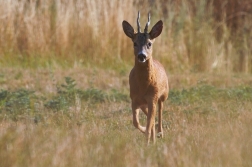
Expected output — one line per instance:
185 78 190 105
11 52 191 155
0 77 129 122
169 84 252 105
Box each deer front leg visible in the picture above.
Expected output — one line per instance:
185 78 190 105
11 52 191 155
132 104 146 133
141 105 155 143
146 102 157 144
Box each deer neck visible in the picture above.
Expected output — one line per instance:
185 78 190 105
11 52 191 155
134 56 155 84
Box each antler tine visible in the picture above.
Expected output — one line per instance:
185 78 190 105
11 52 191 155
137 11 141 33
144 12 151 33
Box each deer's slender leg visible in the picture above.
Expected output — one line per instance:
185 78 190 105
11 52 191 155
151 122 156 143
142 105 156 143
132 104 146 133
146 102 156 144
142 105 155 143
157 100 164 138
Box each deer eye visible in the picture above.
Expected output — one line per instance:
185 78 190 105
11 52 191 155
134 43 137 47
147 42 152 48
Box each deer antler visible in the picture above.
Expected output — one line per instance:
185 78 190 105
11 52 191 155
144 12 150 33
137 11 141 33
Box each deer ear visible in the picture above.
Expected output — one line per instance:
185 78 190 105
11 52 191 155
149 20 163 39
122 21 135 39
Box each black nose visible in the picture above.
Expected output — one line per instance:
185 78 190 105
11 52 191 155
138 54 147 62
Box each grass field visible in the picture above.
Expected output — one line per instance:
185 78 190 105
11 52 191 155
1 68 252 167
1 0 252 167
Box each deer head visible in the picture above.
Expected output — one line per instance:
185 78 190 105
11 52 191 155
122 12 163 63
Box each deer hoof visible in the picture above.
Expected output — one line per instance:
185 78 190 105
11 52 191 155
157 132 163 138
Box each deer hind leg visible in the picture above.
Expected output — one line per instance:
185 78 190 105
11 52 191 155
157 100 164 138
132 104 146 133
151 122 156 143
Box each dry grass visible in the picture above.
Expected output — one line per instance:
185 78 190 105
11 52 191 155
1 67 252 94
0 0 252 72
0 94 252 167
1 68 252 167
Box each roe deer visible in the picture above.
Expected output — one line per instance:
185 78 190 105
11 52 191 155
122 12 169 144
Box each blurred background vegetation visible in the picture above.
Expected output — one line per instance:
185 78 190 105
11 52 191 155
0 0 252 73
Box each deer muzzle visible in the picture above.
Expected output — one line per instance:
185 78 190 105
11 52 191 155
138 53 147 63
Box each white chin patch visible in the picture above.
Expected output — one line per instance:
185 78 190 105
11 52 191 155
138 58 146 63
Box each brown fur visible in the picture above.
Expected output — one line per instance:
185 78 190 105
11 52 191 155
122 14 169 144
